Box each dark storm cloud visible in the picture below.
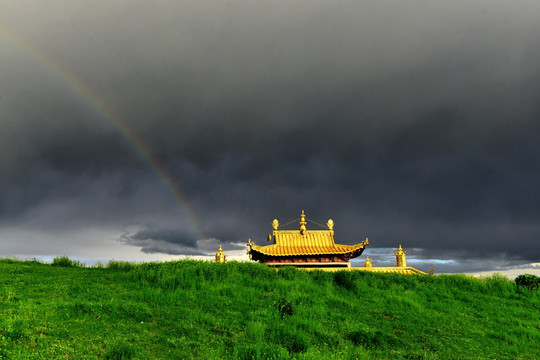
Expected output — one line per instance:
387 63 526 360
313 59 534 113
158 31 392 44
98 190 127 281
121 227 203 256
1 1 540 270
121 226 246 255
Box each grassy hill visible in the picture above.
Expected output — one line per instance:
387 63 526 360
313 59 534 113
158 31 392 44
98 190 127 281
0 258 538 359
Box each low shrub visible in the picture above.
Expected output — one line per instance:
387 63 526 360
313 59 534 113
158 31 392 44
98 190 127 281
515 274 540 290
274 298 294 318
485 273 516 297
107 261 136 272
51 256 83 268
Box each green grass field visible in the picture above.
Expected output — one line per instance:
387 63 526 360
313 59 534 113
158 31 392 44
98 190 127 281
0 258 538 359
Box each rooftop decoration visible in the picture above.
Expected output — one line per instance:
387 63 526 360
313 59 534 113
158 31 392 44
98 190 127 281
364 256 373 268
360 245 425 275
215 245 226 263
395 244 407 267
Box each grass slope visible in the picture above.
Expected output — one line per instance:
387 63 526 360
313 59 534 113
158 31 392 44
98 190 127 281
0 258 538 359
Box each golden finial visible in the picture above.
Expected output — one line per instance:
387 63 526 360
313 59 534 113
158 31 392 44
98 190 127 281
272 219 279 230
215 245 226 263
299 210 307 235
395 245 407 267
364 256 372 268
327 219 334 230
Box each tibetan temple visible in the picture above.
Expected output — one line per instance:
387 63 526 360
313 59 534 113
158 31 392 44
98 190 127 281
247 210 368 268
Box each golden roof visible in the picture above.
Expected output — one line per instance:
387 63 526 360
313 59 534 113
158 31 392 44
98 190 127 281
250 230 366 256
248 210 367 257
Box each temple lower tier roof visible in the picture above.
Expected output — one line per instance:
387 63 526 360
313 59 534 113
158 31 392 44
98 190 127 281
249 229 366 257
250 241 365 256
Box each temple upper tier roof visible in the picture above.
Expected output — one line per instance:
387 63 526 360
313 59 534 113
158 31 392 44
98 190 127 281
250 230 366 256
248 210 368 257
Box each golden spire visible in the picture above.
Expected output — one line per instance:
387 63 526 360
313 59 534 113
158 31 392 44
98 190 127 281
299 210 307 235
215 245 226 263
327 218 334 236
327 219 334 230
364 256 372 268
395 245 407 267
272 219 279 231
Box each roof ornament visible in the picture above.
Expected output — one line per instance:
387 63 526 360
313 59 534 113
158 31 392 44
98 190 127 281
327 219 334 236
215 245 226 263
246 239 253 259
327 219 334 230
272 219 279 230
299 210 307 235
364 256 372 268
395 244 407 267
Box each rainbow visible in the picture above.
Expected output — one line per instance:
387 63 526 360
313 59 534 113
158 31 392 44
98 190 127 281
0 24 206 241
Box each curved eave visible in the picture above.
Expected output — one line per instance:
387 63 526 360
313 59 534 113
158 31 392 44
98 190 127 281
249 243 366 257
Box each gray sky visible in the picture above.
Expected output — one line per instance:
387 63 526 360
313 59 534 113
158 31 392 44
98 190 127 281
1 1 539 274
